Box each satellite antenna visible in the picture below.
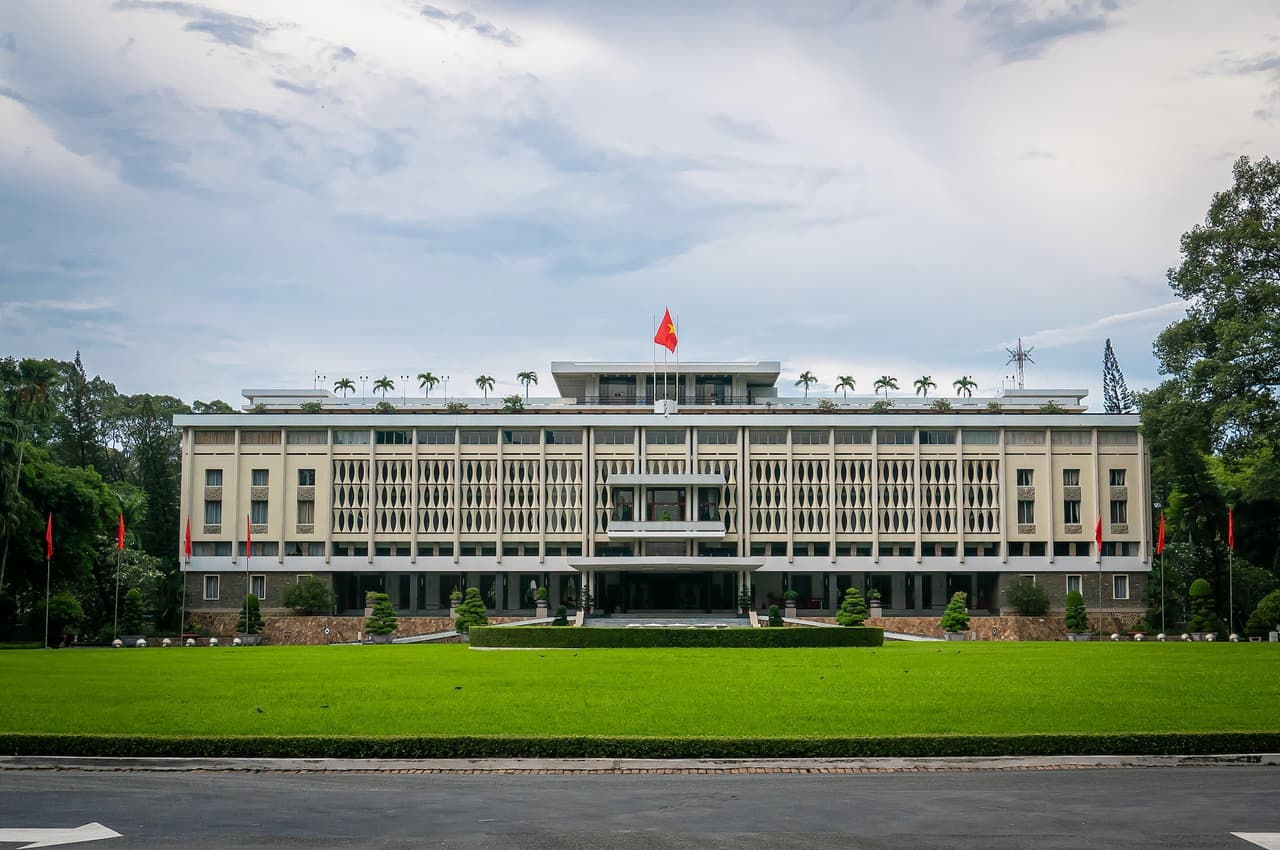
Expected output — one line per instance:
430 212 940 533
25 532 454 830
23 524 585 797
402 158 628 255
1004 338 1035 389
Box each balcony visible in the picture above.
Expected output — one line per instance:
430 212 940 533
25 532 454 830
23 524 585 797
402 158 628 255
606 519 728 540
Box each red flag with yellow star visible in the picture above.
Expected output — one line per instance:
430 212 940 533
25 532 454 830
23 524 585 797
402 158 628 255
654 308 677 353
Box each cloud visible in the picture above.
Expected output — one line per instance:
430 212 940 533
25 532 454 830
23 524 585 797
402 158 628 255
960 0 1120 63
331 46 356 64
420 4 521 47
112 1 268 49
273 79 318 96
998 301 1189 351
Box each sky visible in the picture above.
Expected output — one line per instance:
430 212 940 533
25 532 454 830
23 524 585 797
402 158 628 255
1 0 1277 407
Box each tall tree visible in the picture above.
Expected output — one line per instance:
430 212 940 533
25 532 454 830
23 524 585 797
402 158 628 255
417 372 438 399
475 375 495 399
1102 338 1136 414
517 371 538 400
372 376 394 399
834 376 856 399
873 376 898 399
913 375 936 398
953 376 977 398
794 371 817 398
333 378 355 397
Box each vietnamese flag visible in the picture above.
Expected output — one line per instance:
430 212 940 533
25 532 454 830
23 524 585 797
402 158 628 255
653 308 678 353
118 513 125 551
1228 507 1234 552
1156 512 1166 555
183 517 192 560
45 513 53 561
1095 514 1103 551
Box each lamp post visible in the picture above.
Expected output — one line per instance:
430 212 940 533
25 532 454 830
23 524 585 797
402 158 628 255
400 375 410 404
359 375 369 399
441 375 451 399
313 372 326 391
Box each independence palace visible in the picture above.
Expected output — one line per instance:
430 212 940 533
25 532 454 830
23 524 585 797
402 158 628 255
174 360 1150 617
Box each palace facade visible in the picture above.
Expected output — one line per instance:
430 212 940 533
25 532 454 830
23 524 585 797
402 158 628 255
175 361 1150 617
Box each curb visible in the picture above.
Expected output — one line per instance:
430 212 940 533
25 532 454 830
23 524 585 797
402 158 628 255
2 753 1276 774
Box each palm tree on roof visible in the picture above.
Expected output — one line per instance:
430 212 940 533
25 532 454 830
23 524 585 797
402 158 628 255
333 377 355 397
794 371 818 398
913 375 937 398
475 375 495 400
873 376 898 400
517 371 538 400
417 372 439 399
953 376 977 398
373 376 394 399
835 375 856 399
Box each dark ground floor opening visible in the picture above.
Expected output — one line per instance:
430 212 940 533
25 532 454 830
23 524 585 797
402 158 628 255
599 571 737 613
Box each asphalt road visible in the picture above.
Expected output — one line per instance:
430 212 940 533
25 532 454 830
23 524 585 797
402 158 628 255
1 766 1277 849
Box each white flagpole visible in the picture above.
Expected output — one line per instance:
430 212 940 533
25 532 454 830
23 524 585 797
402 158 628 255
652 313 656 405
112 547 121 642
43 552 50 649
1229 547 1234 635
675 312 680 405
244 514 250 640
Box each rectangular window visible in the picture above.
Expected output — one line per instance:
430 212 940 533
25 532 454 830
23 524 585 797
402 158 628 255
251 500 268 524
877 430 914 445
544 429 583 445
286 430 327 445
594 429 633 445
1016 469 1034 487
1005 430 1045 446
502 429 540 445
1113 574 1129 600
646 429 685 446
204 500 222 525
241 430 281 445
205 469 223 486
333 429 370 445
1063 499 1081 524
1110 499 1128 524
834 429 872 445
417 429 455 445
919 430 956 445
250 574 266 600
297 499 315 524
251 469 269 486
1109 469 1127 486
375 430 412 445
1066 574 1082 594
460 430 497 445
791 429 828 445
192 541 232 557
1062 469 1080 486
1021 574 1036 584
749 430 786 445
238 541 279 557
1099 431 1138 446
203 575 220 600
298 468 315 486
194 430 235 445
1052 430 1091 446
1017 499 1035 524
696 429 737 445
964 430 998 445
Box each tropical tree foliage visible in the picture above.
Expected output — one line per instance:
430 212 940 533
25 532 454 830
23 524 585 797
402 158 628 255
953 376 977 398
475 375 495 399
834 376 855 399
913 375 936 398
794 371 817 398
417 372 439 399
333 378 355 397
372 376 394 399
873 376 898 399
517 371 538 399
1102 338 1137 414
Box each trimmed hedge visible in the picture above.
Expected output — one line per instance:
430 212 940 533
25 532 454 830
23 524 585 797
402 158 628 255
469 626 884 648
2 731 1277 759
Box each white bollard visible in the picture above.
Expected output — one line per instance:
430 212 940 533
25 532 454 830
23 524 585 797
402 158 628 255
209 637 219 646
1134 633 1144 641
1229 633 1240 642
135 638 147 648
1181 633 1191 641
185 638 195 647
161 638 172 647
112 639 123 648
1157 633 1167 642
1110 633 1120 642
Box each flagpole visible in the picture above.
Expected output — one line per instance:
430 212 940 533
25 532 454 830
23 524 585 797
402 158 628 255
1159 550 1165 634
1228 547 1234 636
43 552 50 649
244 515 250 641
652 313 656 406
112 547 121 642
675 312 680 405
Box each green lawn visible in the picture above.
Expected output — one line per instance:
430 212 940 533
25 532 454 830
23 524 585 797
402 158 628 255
1 642 1277 739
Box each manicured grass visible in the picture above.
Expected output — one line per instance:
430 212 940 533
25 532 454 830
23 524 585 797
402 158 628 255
1 642 1277 740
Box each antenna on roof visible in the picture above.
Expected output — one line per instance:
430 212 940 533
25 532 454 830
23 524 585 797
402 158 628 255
1004 338 1035 390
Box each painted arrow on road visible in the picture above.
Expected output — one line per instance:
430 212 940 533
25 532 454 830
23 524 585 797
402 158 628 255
1234 835 1280 850
0 823 121 848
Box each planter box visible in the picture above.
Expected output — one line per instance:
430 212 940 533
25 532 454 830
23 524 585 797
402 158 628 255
784 604 798 619
370 633 393 644
943 632 968 641
1067 633 1093 641
535 603 549 618
869 605 883 618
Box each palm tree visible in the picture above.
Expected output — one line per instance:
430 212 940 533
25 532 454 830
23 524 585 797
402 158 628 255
873 375 899 399
475 375 495 400
794 371 818 398
333 378 355 398
913 375 937 398
373 376 394 399
953 375 977 398
517 371 538 400
417 372 439 399
834 375 856 399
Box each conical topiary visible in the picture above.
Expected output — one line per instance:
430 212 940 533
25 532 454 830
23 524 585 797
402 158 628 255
836 587 869 626
552 605 569 626
1064 589 1089 634
120 587 145 634
1188 578 1223 634
940 591 970 633
768 604 783 627
236 593 263 635
454 586 489 634
365 592 397 636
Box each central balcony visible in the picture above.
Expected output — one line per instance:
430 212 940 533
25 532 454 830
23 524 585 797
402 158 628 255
605 519 728 540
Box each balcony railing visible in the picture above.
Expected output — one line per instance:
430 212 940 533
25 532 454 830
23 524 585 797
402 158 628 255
575 394 762 406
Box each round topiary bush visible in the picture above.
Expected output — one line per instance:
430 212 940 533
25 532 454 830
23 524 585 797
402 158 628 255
1188 578 1224 634
552 605 569 627
768 604 783 627
940 592 970 633
836 587 868 626
1246 589 1280 637
1064 589 1089 634
454 586 489 634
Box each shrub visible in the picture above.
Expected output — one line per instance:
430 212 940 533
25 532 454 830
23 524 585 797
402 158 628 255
1245 589 1280 636
373 400 396 414
737 584 754 612
869 399 894 412
940 592 970 632
1006 579 1050 617
930 398 953 411
501 395 524 413
1039 401 1065 413
299 401 323 413
817 398 837 411
985 401 1002 412
552 605 569 626
236 594 263 635
365 592 397 636
454 587 489 634
1188 578 1223 633
783 590 799 602
119 588 146 634
534 587 548 602
836 587 868 626
445 401 468 413
1064 590 1089 634
283 577 334 615
469 626 885 649
35 592 83 642
768 605 783 627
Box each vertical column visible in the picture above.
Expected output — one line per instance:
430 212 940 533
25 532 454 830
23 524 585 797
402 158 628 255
828 427 836 564
913 429 922 564
452 426 461 565
870 427 879 564
955 429 965 563
785 427 794 562
1092 427 1101 564
278 427 287 565
178 427 192 566
582 427 592 558
230 428 242 564
998 427 1008 564
324 427 334 565
538 431 547 563
1046 426 1055 564
495 427 504 565
410 428 419 565
367 428 375 564
739 426 749 555
1136 430 1148 565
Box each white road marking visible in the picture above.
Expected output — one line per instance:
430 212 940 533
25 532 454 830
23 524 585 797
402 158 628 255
1234 834 1280 849
0 823 121 848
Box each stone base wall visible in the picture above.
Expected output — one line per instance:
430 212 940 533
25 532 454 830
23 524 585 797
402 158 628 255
806 613 1145 641
184 613 527 644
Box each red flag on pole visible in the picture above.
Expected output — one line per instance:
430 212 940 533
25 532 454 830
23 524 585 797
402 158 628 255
45 513 53 560
1156 512 1166 555
118 513 125 551
183 517 192 560
1228 507 1234 551
246 515 252 561
653 308 678 353
1094 514 1103 550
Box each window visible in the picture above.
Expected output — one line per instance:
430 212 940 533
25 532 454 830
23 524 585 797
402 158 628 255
1109 469 1127 486
919 430 956 445
1052 431 1091 446
460 430 497 445
238 541 279 557
1020 574 1036 584
964 430 998 445
1028 541 1046 557
834 429 871 445
250 575 266 600
191 541 231 557
203 575 220 600
417 429 455 445
696 429 737 445
594 429 633 445
1017 499 1035 524
791 430 828 445
194 430 235 445
204 500 222 525
545 429 582 445
251 500 268 524
1066 574 1082 594
1110 499 1128 524
375 430 411 445
297 499 315 524
877 430 914 445
1113 574 1129 600
251 469 269 486
749 430 786 445
241 430 280 445
333 429 370 445
1063 498 1080 525
287 430 327 445
1016 469 1034 487
1005 430 1044 445
1062 469 1080 486
205 469 223 486
1099 431 1138 446
285 542 323 556
646 429 685 445
298 469 315 486
502 429 540 445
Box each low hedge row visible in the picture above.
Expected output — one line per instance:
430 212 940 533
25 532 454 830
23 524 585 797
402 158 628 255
468 626 884 648
2 732 1277 759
